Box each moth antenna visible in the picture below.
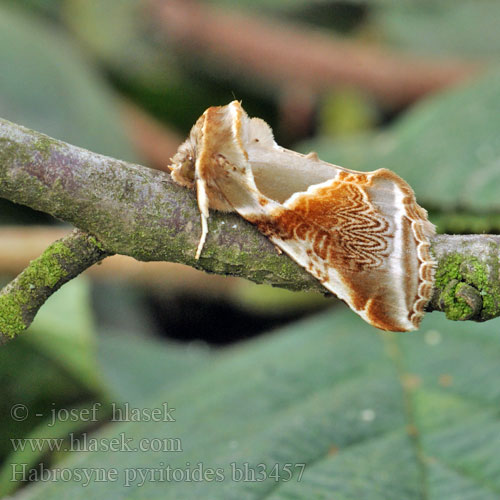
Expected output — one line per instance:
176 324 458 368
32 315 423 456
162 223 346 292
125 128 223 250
195 178 210 259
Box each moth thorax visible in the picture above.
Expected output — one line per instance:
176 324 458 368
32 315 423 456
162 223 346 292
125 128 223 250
170 141 196 189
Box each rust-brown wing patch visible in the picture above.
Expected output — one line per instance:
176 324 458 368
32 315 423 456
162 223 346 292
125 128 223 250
248 169 434 331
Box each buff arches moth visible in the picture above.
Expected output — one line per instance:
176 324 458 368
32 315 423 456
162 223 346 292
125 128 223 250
169 101 435 332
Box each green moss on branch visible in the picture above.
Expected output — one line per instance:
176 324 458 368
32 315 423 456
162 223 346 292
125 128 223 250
430 236 500 322
0 230 110 344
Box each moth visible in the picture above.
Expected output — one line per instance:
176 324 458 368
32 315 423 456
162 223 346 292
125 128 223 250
169 101 435 332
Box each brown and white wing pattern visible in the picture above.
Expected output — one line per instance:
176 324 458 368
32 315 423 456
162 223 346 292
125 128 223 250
247 170 434 331
169 101 435 332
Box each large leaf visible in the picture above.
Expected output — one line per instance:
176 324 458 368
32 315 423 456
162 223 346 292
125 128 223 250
15 308 500 498
301 67 500 213
0 278 99 461
26 277 102 392
0 3 135 161
63 0 176 88
97 333 212 407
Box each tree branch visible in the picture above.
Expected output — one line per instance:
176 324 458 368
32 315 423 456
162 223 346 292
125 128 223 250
0 117 318 290
1 118 499 340
0 229 110 343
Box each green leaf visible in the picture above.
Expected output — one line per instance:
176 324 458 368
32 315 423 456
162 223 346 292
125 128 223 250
61 0 268 133
16 308 500 498
0 329 97 461
0 402 103 497
0 3 136 161
300 67 500 213
26 277 102 393
97 333 212 407
62 0 177 89
0 278 100 465
0 0 64 20
373 1 500 58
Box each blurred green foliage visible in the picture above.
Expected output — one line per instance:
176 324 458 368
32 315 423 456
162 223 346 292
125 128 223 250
62 0 277 132
0 3 135 160
372 1 500 58
8 309 500 499
2 0 500 498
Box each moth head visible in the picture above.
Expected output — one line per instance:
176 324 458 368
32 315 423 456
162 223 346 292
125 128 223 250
169 101 275 190
169 115 205 190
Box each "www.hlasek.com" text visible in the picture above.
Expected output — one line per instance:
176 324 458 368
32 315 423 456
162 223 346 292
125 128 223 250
10 433 182 453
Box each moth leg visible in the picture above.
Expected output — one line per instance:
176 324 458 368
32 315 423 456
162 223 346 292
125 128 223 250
195 178 210 259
